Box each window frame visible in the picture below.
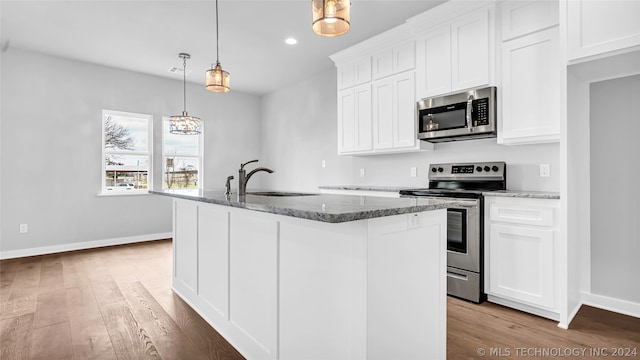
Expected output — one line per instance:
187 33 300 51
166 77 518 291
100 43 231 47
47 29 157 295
100 109 153 196
161 116 204 191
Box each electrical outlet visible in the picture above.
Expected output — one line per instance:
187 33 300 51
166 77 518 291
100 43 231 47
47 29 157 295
19 224 28 233
360 168 365 177
408 213 423 228
322 160 326 168
540 164 550 177
410 167 417 177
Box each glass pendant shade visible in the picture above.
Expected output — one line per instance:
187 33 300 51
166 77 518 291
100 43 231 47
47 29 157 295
170 53 201 135
206 62 230 92
312 0 350 37
170 112 202 135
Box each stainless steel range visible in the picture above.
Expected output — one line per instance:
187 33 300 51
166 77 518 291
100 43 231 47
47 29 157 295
400 162 506 303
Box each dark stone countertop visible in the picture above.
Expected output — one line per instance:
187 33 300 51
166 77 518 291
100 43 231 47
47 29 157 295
318 185 420 192
320 185 560 199
150 189 461 223
482 190 560 199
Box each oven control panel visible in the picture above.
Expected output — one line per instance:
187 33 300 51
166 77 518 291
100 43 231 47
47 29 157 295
429 162 506 180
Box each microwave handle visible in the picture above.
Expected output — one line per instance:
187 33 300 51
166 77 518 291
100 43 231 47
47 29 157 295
466 98 473 130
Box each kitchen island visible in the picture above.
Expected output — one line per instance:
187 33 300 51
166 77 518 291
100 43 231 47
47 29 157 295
151 189 454 360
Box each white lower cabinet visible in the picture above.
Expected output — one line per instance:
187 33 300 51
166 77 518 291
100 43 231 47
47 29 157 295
488 224 555 308
484 196 561 320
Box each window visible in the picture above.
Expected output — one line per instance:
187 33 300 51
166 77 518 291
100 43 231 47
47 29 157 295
101 110 152 195
162 117 203 190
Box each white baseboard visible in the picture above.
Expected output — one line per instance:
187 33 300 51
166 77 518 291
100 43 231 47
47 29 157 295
0 233 172 260
487 294 560 322
581 291 640 319
566 302 583 329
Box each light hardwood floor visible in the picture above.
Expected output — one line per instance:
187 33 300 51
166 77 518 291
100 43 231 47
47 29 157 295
1 239 638 359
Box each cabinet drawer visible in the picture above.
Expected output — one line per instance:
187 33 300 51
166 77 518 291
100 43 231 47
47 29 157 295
489 202 555 227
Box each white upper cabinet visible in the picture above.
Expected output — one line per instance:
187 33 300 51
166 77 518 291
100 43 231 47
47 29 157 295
332 25 432 155
567 0 640 62
415 25 452 98
500 27 560 144
337 84 372 154
498 0 560 145
501 0 559 41
337 57 372 90
451 9 491 91
372 40 415 80
372 71 417 150
414 5 494 99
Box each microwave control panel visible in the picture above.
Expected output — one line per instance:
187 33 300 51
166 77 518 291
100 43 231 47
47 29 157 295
473 98 490 127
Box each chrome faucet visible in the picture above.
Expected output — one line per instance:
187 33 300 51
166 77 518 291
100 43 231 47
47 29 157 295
238 159 274 196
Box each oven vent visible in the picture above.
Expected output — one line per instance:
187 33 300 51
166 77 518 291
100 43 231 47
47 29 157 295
168 67 192 75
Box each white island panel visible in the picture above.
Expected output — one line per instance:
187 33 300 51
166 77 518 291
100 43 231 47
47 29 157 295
174 200 198 293
279 219 367 360
198 205 229 319
368 212 447 360
229 212 279 359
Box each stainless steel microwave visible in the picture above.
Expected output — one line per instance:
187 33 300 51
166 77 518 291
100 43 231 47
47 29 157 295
417 86 497 143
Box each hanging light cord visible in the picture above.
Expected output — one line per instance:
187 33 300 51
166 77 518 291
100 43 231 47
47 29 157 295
182 56 187 113
215 0 220 64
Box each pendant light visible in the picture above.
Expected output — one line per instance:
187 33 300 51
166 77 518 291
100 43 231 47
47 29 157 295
170 53 201 135
206 0 230 92
312 0 351 37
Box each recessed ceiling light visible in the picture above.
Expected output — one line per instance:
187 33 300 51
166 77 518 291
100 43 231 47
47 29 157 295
285 37 298 45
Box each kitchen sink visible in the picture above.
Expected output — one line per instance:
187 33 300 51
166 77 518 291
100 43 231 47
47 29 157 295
247 191 319 197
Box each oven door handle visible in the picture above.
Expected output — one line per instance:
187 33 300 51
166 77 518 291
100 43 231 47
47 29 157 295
447 271 469 281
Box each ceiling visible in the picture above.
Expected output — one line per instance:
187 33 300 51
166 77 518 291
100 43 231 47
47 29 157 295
0 0 444 95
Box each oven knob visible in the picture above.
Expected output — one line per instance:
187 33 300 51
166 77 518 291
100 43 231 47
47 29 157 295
484 166 491 172
492 165 499 172
476 166 482 172
438 167 444 173
431 167 437 173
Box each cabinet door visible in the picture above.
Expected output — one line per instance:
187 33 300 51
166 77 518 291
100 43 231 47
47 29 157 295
416 25 452 98
489 224 555 309
567 0 640 61
354 84 373 151
372 77 394 150
337 89 356 153
372 48 393 80
393 71 417 148
451 8 490 91
338 85 372 154
337 57 372 89
501 0 559 41
393 40 415 74
500 27 560 144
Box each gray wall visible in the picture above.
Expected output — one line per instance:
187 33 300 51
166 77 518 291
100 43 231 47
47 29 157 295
261 67 560 192
260 69 354 191
590 74 640 303
0 48 261 254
